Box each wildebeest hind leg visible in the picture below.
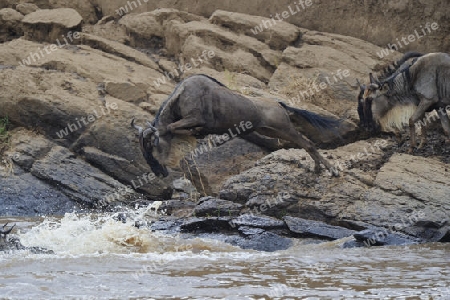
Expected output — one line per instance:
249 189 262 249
256 126 338 176
438 109 450 143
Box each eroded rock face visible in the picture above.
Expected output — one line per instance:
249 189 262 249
209 10 301 51
95 0 449 54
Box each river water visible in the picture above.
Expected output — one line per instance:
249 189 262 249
0 211 449 300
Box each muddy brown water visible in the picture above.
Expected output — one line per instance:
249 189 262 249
0 212 449 300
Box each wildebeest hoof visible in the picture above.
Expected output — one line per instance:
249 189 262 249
330 168 340 177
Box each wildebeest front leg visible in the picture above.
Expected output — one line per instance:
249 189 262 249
167 118 205 135
409 99 435 153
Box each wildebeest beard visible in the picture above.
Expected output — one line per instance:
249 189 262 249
357 85 379 133
143 149 169 177
358 95 379 133
141 133 169 177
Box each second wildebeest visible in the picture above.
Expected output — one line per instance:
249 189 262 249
359 52 450 152
132 74 341 177
357 51 424 132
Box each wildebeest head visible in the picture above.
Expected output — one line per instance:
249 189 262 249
131 119 170 177
357 74 387 133
358 73 388 133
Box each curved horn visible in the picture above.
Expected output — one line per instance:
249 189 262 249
143 121 160 146
143 127 155 138
131 118 143 135
146 121 158 133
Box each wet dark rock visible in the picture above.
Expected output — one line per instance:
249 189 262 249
400 219 450 243
150 217 184 233
0 166 81 216
194 197 242 217
353 229 421 247
30 146 139 206
180 217 234 233
219 186 255 204
284 216 356 240
230 214 286 230
237 226 265 236
226 231 292 252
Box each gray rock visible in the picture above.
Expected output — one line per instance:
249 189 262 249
353 229 421 247
159 200 196 217
150 218 184 233
194 197 242 217
284 216 356 240
237 226 265 236
30 146 139 206
226 232 292 252
230 214 286 230
173 177 198 194
180 217 233 233
0 166 81 216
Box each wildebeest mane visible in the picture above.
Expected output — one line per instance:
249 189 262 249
383 64 420 107
375 51 423 83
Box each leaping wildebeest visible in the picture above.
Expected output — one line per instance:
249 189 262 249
358 52 450 152
132 74 340 177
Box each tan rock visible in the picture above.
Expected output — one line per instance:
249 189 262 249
210 10 301 50
82 20 130 44
105 80 147 103
119 12 163 47
22 8 83 43
168 27 275 82
77 33 160 70
119 8 203 48
0 8 23 42
15 3 39 15
0 38 172 95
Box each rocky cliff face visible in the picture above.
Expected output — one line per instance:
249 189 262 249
80 0 450 53
0 4 448 247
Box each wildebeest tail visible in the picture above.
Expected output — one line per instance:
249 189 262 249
278 102 341 132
